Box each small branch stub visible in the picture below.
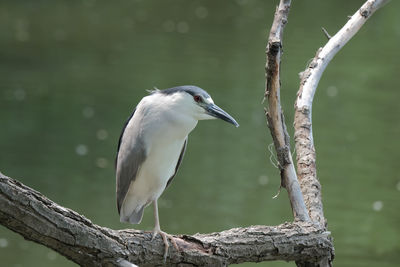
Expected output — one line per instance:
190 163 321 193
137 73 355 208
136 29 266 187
321 27 331 39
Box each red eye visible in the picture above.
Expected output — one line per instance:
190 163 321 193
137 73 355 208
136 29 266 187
193 95 201 102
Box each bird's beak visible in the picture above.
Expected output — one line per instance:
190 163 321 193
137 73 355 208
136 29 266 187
206 103 239 127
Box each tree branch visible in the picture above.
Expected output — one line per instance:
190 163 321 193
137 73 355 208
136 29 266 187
0 172 333 266
293 2 388 266
265 0 310 222
294 0 389 228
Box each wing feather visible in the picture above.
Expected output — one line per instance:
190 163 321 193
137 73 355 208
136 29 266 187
165 137 187 188
115 108 136 167
115 108 146 214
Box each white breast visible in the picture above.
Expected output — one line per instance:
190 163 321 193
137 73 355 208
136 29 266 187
121 93 197 217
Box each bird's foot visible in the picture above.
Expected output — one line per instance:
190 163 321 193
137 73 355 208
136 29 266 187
152 229 179 262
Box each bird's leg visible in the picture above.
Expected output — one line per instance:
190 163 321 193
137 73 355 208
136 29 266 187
151 200 178 261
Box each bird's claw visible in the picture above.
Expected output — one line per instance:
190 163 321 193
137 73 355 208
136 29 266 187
152 230 179 262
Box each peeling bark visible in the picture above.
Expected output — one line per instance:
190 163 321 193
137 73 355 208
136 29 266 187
292 0 389 266
294 0 389 228
0 172 333 266
264 0 310 223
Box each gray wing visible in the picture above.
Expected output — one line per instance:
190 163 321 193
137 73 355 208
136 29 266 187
116 108 146 214
165 137 187 188
115 108 136 167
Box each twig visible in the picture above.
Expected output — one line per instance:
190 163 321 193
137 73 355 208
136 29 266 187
321 27 331 40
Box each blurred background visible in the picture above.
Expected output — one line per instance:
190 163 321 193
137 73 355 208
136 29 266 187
0 0 399 266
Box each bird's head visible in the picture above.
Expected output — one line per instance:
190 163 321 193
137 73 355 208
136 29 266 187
152 85 239 127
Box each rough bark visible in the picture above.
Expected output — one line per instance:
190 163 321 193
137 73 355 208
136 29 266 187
294 0 389 227
265 0 310 222
0 172 333 266
293 0 389 266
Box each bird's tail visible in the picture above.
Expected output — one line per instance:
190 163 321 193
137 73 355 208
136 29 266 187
120 205 145 224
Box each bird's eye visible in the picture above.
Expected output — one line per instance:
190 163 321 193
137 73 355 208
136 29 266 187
193 95 201 103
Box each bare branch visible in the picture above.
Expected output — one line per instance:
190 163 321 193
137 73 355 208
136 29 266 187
0 172 333 266
265 0 310 222
294 0 389 227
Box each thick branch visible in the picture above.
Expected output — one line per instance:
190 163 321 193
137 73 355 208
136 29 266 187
294 0 389 227
265 0 310 222
0 172 333 266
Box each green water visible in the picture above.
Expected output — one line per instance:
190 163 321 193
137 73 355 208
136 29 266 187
0 0 399 266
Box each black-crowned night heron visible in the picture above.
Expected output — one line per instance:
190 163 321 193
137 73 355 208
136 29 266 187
115 85 238 259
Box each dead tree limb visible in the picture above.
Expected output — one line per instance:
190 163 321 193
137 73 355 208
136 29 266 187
264 0 310 222
0 172 333 266
294 0 389 228
293 0 389 266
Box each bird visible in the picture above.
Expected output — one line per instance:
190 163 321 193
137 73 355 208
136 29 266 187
115 85 239 260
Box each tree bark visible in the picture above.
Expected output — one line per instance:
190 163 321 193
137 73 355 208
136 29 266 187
0 172 333 266
293 0 389 266
265 0 310 223
294 0 389 227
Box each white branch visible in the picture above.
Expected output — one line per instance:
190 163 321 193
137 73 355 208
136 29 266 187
294 0 389 228
297 0 389 109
